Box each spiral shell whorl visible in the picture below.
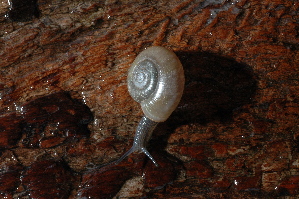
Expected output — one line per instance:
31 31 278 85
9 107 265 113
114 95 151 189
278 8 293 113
127 60 158 103
128 46 185 122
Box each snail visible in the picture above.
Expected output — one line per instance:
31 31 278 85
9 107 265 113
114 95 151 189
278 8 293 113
114 46 185 167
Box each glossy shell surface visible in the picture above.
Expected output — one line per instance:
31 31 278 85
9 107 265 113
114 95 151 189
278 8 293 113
127 46 185 122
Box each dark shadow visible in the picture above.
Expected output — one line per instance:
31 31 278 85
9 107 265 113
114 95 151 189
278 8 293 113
148 50 257 158
19 91 93 148
171 51 257 126
8 0 39 22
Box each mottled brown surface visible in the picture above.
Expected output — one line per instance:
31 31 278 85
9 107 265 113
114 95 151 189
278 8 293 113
1 0 299 198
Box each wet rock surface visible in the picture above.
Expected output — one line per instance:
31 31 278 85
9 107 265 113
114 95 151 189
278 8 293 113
1 0 299 198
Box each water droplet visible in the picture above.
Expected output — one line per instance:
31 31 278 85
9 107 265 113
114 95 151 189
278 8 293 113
81 91 87 104
234 179 238 185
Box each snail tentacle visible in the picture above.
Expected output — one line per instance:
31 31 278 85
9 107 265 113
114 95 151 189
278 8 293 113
114 116 158 166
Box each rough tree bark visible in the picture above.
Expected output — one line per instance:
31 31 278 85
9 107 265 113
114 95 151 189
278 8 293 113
0 0 299 198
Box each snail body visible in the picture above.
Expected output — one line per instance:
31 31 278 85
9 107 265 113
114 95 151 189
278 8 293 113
115 46 184 166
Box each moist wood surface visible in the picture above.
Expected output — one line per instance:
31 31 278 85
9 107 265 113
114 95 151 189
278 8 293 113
0 0 299 198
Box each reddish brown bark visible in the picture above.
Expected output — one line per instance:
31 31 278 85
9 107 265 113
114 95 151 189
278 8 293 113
1 0 299 198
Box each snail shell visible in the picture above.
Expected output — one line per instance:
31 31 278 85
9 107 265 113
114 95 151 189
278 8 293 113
112 46 184 167
128 46 185 122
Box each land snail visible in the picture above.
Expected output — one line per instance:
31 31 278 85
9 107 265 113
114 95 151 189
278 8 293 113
113 46 185 167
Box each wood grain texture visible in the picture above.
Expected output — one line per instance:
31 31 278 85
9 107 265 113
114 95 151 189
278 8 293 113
1 0 299 198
